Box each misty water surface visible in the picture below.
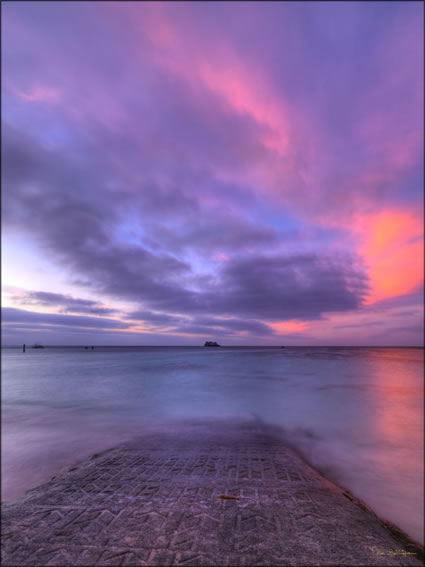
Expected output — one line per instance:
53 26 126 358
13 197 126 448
1 346 423 543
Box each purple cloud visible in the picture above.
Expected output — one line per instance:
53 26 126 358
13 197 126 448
12 290 118 316
2 308 130 330
2 2 422 345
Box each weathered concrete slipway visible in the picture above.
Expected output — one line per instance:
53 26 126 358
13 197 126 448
2 421 423 566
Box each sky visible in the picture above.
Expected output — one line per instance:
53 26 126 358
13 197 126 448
2 1 424 346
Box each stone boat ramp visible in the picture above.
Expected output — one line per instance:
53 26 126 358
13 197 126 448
2 420 423 566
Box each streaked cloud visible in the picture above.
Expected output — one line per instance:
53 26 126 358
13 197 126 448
2 307 131 330
11 290 119 316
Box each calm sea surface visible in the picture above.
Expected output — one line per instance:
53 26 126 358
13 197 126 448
1 346 423 543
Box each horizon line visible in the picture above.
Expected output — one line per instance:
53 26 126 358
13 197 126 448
2 344 423 349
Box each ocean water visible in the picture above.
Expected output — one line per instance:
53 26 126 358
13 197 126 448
1 346 423 543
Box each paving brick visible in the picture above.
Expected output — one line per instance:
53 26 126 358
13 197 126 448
2 421 423 566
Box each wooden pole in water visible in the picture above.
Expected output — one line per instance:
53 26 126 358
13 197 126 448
23 344 26 353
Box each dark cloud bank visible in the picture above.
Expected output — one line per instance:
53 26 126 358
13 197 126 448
2 124 370 340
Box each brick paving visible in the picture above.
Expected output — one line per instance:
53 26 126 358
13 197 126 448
1 421 423 566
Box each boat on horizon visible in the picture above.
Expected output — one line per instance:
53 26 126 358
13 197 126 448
31 344 45 349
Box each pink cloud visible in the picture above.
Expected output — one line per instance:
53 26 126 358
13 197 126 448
109 2 291 157
268 320 309 334
212 252 230 262
15 85 61 104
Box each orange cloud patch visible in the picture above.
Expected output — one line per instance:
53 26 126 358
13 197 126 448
268 320 308 334
356 210 423 304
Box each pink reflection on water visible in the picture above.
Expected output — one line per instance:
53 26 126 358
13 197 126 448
351 349 423 543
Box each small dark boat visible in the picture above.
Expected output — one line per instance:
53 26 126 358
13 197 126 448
204 341 221 347
31 344 45 349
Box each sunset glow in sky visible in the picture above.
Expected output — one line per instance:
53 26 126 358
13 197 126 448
2 1 424 346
